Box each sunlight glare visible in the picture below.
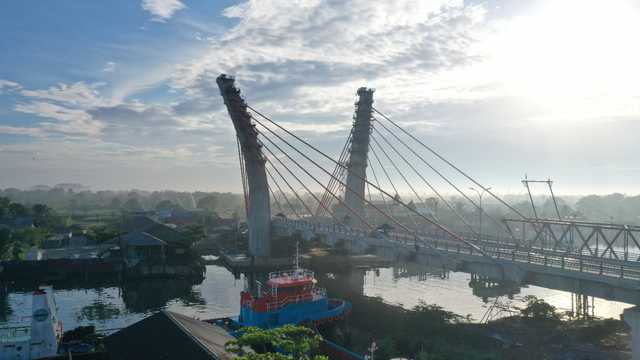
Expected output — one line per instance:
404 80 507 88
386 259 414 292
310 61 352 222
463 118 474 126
491 0 640 118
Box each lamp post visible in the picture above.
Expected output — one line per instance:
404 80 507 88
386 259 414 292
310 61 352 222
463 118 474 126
469 187 491 241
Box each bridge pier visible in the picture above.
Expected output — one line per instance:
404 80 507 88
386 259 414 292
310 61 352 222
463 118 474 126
625 307 640 360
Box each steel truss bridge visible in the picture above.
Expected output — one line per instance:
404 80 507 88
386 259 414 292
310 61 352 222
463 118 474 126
273 216 640 301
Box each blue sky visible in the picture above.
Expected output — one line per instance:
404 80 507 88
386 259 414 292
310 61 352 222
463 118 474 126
1 0 639 197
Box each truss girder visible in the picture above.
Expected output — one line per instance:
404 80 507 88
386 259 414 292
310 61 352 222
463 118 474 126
503 218 640 261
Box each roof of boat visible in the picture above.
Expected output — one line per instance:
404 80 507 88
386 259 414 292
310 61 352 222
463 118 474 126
267 268 317 286
268 275 317 286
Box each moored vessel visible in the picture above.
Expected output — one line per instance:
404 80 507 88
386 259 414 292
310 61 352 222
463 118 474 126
206 244 351 332
0 283 61 360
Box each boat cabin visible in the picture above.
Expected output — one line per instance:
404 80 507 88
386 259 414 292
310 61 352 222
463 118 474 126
240 268 322 313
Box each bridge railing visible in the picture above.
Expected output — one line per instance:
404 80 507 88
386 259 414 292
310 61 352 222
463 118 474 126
272 217 640 282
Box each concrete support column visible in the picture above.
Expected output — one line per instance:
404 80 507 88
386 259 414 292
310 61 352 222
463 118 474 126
344 88 375 222
624 306 640 360
217 74 271 257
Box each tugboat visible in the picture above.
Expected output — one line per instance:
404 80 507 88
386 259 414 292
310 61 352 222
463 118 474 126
206 244 351 331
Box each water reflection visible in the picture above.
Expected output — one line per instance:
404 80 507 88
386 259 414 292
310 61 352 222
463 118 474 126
0 262 634 336
121 277 204 313
76 300 122 322
0 290 13 322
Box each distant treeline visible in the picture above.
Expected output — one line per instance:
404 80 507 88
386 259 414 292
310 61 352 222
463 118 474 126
0 188 245 215
2 188 639 227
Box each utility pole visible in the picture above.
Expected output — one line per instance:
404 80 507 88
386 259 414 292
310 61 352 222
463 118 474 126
470 187 491 241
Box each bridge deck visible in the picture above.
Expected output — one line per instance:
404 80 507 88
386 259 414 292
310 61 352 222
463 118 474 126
273 217 640 292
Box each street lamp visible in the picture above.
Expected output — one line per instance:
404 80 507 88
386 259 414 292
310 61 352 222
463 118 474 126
469 187 491 241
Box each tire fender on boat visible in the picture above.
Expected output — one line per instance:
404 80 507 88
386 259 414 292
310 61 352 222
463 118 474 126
334 313 340 322
327 314 333 323
313 318 320 326
319 317 326 325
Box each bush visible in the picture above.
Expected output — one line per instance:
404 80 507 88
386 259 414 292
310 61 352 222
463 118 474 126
520 296 558 319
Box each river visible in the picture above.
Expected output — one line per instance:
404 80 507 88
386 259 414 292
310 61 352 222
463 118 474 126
0 261 632 336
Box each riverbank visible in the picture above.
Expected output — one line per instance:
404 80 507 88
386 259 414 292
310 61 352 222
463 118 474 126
197 235 634 359
337 282 632 359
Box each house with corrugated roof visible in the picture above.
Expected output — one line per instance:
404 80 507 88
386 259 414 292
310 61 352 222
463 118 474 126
120 230 167 260
103 310 240 360
0 217 39 231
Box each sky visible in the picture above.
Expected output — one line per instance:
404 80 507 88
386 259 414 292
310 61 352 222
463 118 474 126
1 0 639 197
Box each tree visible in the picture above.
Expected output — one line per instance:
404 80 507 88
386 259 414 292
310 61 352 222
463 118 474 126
12 227 49 259
110 197 123 210
520 295 558 319
31 203 63 228
124 198 142 209
7 203 30 217
0 197 10 218
85 226 127 252
156 200 185 212
68 198 78 214
0 226 13 260
403 301 466 334
374 338 396 360
224 325 328 360
32 204 52 219
197 194 218 212
178 225 208 249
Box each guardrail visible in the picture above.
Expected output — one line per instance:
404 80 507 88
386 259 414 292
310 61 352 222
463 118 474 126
273 217 640 282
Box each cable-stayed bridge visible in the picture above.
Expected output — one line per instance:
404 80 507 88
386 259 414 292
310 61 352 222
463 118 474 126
216 74 640 357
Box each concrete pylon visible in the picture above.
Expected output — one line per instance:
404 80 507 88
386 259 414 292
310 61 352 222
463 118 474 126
217 74 271 258
343 87 375 222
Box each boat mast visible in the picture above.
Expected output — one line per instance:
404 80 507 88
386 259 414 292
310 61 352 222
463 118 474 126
295 242 300 271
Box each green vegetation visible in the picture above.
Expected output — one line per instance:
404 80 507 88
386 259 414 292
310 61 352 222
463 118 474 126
224 325 328 360
156 199 185 212
520 295 558 319
197 194 218 211
84 226 129 253
0 188 245 219
178 225 208 248
349 298 499 360
0 196 72 259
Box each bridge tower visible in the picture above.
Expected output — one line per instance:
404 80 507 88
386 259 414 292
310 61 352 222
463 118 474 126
217 74 271 257
343 87 375 221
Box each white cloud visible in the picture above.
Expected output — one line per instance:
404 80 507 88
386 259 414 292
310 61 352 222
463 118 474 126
20 82 108 107
170 0 487 122
2 0 640 193
4 78 232 172
0 79 21 94
141 0 186 21
0 79 19 88
102 62 116 72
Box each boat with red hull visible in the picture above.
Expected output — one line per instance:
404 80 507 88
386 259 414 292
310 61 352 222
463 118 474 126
206 245 351 332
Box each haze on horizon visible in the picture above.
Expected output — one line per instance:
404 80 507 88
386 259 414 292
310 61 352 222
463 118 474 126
1 0 639 197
